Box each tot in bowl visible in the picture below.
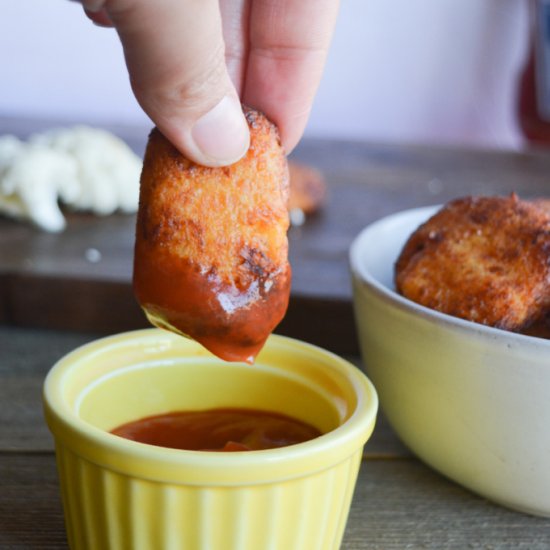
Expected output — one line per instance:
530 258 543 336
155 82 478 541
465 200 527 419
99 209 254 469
350 199 550 517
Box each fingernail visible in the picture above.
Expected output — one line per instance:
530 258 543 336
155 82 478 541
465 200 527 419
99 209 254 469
85 8 113 26
192 96 250 166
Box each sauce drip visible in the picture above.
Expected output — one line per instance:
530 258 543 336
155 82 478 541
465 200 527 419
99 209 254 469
111 408 322 452
133 245 290 364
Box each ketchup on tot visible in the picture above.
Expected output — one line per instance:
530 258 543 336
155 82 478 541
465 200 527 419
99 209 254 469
111 408 322 452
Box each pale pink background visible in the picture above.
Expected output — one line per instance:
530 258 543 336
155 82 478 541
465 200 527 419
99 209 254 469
0 0 529 149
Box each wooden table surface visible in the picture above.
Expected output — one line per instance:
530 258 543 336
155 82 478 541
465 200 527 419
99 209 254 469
2 325 550 550
2 118 550 548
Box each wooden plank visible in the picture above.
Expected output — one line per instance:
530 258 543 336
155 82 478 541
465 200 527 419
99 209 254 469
0 274 8 324
0 212 136 283
4 274 146 335
2 131 550 355
347 459 550 549
0 327 101 451
0 453 68 549
2 274 358 354
1 320 548 547
272 294 357 355
1 453 550 550
52 137 548 303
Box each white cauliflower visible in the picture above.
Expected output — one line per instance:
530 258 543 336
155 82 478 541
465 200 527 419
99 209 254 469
0 126 142 232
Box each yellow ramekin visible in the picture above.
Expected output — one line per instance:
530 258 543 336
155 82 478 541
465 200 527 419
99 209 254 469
43 329 378 550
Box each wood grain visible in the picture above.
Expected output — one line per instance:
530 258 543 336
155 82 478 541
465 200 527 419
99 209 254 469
2 454 550 550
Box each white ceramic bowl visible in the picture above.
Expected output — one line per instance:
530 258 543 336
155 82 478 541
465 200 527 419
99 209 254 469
350 205 550 517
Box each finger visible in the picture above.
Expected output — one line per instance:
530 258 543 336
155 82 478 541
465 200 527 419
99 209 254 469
105 0 250 166
219 0 250 94
81 0 107 11
83 8 113 27
244 0 339 153
74 0 113 26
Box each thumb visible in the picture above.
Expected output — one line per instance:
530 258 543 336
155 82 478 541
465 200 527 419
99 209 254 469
99 0 250 167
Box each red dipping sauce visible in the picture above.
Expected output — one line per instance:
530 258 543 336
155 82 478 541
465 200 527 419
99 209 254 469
111 408 322 452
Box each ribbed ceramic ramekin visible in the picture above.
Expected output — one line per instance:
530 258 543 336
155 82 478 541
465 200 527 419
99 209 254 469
43 329 378 550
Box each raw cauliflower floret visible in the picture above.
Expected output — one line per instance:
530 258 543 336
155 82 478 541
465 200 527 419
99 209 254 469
0 126 141 232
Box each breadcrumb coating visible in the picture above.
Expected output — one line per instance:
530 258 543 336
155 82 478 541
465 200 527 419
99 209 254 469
395 194 550 331
133 107 290 363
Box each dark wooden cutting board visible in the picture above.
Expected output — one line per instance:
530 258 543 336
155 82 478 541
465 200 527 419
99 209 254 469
2 117 550 353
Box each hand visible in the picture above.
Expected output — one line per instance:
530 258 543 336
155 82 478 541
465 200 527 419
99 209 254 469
80 0 339 167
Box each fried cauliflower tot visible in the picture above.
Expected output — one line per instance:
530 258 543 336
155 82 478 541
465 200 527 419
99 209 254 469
287 161 326 215
133 108 290 363
531 197 550 214
395 194 550 331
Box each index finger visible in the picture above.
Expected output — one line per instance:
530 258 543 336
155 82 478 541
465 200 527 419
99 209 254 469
243 0 339 153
